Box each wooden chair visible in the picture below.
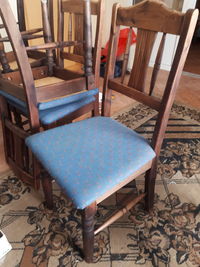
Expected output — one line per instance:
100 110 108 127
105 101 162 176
0 0 55 74
0 0 99 189
25 0 199 263
57 0 104 87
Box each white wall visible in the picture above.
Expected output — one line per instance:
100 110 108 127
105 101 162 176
182 0 197 12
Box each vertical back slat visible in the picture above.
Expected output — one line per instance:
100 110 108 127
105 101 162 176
102 3 120 116
68 13 73 53
41 0 54 76
121 27 133 84
93 0 105 88
48 0 55 42
149 33 166 96
83 0 95 89
17 0 28 47
128 29 157 92
74 14 84 55
17 0 26 32
57 0 64 67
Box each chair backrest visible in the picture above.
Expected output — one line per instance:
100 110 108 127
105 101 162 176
57 0 105 87
102 0 198 156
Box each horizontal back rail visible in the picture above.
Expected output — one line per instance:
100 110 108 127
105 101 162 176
26 41 81 51
108 79 161 111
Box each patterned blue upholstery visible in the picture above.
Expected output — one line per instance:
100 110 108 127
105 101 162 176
39 96 95 125
0 88 98 125
26 117 156 209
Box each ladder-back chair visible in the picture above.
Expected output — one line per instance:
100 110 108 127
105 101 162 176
57 0 105 87
0 0 99 189
25 0 199 263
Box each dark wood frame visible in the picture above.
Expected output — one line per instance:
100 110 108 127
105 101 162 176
41 0 198 263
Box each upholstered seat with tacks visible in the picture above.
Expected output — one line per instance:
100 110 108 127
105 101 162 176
26 116 156 209
25 0 198 264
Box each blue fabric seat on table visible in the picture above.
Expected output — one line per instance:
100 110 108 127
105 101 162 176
0 88 98 125
26 117 156 209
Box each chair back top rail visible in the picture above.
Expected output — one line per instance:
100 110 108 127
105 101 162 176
116 0 184 35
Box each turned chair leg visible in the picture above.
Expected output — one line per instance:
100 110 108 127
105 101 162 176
41 172 54 210
82 202 97 263
144 159 157 212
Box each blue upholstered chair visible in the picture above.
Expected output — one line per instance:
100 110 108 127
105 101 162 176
0 0 99 188
25 0 198 263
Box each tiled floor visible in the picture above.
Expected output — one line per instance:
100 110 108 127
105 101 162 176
0 68 199 175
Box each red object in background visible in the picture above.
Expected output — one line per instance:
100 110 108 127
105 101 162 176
101 28 137 62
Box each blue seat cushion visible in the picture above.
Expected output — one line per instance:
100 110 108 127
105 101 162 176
26 117 156 209
0 88 98 125
39 95 95 125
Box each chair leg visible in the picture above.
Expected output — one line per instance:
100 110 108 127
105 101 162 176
144 159 157 212
82 202 97 263
41 172 54 210
92 95 99 117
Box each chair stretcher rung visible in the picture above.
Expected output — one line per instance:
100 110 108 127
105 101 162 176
94 193 145 235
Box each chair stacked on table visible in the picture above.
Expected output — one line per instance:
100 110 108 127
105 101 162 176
0 0 104 188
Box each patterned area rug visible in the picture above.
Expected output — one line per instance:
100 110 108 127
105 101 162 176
0 103 200 267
